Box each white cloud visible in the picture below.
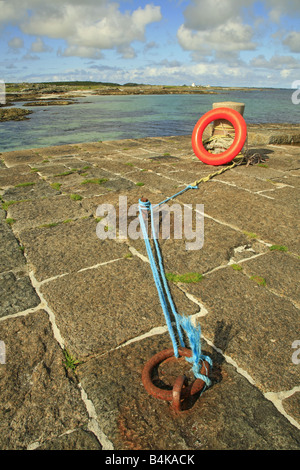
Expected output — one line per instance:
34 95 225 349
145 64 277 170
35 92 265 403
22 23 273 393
250 54 300 84
177 20 256 58
250 54 300 70
30 38 52 53
22 52 40 61
0 1 26 25
182 0 253 31
283 31 300 53
177 0 257 61
143 41 159 53
1 1 162 59
8 37 24 50
178 0 300 71
1 0 299 88
265 0 300 23
58 45 104 59
157 59 183 68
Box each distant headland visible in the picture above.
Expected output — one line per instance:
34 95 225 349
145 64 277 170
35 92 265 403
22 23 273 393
0 81 264 122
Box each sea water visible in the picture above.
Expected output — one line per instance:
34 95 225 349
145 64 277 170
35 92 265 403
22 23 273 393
0 88 299 152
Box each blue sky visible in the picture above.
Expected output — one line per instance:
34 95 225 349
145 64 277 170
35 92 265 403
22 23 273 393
0 0 299 87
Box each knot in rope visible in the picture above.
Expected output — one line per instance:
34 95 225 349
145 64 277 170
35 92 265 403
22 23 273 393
138 198 151 211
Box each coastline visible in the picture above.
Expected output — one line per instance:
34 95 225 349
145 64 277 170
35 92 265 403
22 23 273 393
1 83 299 149
2 81 262 114
0 82 295 120
1 83 211 123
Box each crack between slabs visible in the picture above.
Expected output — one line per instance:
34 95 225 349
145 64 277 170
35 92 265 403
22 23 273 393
78 383 114 450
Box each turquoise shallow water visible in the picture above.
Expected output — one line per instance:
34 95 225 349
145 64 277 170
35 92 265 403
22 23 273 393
1 88 299 152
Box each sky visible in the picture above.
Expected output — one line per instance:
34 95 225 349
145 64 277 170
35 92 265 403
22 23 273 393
0 0 300 88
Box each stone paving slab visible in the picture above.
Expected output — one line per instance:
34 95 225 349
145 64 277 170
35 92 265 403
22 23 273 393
40 258 199 359
0 150 46 167
241 251 300 306
0 310 90 449
0 221 26 273
0 131 299 450
0 167 41 188
178 180 299 253
0 271 40 318
18 218 130 282
77 333 300 450
7 195 90 233
180 266 299 394
2 180 60 202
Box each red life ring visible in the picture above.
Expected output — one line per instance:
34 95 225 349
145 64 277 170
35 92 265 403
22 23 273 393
191 107 247 166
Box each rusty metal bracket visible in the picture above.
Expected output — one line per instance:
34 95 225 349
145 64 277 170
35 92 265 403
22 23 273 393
142 347 210 412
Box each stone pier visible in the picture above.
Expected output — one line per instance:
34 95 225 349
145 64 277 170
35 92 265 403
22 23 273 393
0 125 299 450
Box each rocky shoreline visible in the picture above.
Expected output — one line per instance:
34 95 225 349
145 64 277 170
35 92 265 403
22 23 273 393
1 81 263 122
0 107 32 122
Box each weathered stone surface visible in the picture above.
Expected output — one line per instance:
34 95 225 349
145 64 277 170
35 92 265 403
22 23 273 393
1 150 45 167
77 333 300 450
247 124 300 146
33 144 79 158
126 169 184 193
0 168 41 188
0 222 26 273
134 216 259 275
178 180 300 253
0 271 40 318
181 266 300 393
31 163 70 177
19 218 129 281
0 164 32 176
40 257 199 359
1 134 299 450
2 180 60 201
94 158 143 176
269 133 300 145
37 427 102 450
80 187 157 218
0 311 90 449
46 171 91 193
212 168 282 192
7 195 89 232
241 250 300 305
282 392 300 426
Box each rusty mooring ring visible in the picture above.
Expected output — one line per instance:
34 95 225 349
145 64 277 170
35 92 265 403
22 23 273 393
142 347 210 410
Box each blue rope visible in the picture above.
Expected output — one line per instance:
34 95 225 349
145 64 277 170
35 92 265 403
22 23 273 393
149 202 185 349
153 184 198 209
139 199 180 357
137 164 242 382
177 314 212 387
139 198 212 384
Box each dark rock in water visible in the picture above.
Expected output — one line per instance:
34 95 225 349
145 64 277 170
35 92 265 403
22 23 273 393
25 100 75 106
0 107 32 122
